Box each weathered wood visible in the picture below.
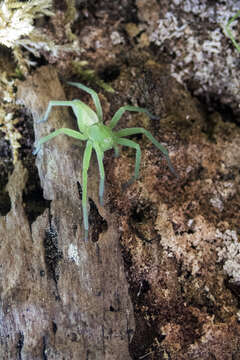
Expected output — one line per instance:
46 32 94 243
0 66 134 359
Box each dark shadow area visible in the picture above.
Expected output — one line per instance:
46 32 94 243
16 110 51 225
0 135 13 216
98 64 121 83
22 169 51 225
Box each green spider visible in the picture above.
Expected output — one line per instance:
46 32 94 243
33 82 176 240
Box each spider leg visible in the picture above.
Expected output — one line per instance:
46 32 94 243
109 105 157 130
226 10 240 52
38 101 77 123
114 145 120 158
67 82 103 122
116 138 141 187
82 141 93 241
116 127 177 177
93 144 105 205
33 128 87 155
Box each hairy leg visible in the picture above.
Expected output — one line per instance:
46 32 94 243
33 128 87 155
109 105 157 130
82 141 93 241
67 82 103 122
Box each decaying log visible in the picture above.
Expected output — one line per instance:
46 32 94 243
0 66 134 359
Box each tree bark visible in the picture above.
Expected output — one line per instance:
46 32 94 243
0 66 134 360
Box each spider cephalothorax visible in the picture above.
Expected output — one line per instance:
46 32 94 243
34 82 176 240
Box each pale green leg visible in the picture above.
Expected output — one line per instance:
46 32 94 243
116 127 177 177
82 141 93 241
67 82 103 122
38 101 77 123
33 128 87 155
226 11 240 52
93 144 105 205
109 105 157 130
117 138 141 187
114 146 120 158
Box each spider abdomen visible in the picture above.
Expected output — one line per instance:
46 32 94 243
72 100 99 130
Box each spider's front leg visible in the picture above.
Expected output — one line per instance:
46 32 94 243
38 100 77 123
33 128 87 155
82 141 93 241
109 105 157 130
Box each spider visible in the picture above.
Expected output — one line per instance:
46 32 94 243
33 82 176 240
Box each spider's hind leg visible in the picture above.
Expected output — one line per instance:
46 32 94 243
114 146 120 158
116 137 141 188
116 127 178 177
94 144 105 206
